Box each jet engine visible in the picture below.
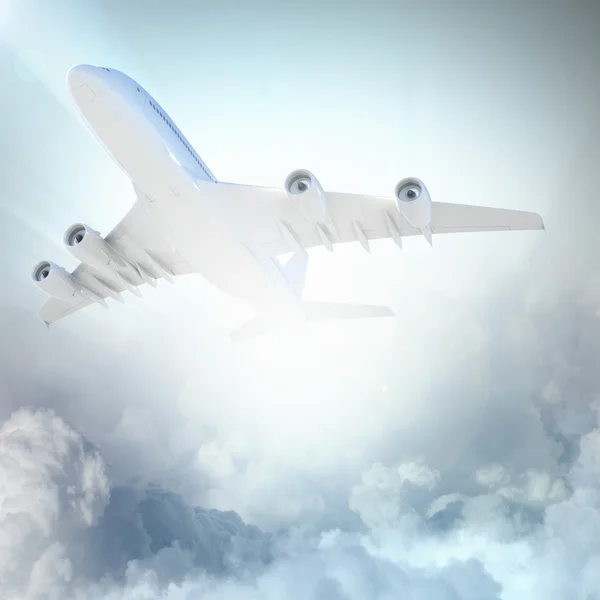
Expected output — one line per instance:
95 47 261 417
64 223 127 271
32 260 108 306
32 260 83 301
394 177 432 230
284 169 333 228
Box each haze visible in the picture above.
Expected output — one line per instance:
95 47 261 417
1 1 600 598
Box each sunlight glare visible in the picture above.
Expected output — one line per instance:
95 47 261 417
0 0 11 31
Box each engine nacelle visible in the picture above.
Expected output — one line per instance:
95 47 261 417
63 223 127 271
284 169 333 228
32 260 108 307
31 260 81 301
394 177 432 230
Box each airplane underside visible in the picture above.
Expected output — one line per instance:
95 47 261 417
29 64 545 340
230 251 395 340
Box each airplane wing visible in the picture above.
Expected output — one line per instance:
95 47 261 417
203 182 545 259
38 197 195 325
38 180 543 324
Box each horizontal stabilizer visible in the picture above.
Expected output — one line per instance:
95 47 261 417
230 315 280 342
301 301 395 321
230 300 395 341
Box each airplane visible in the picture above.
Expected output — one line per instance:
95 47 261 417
31 64 545 340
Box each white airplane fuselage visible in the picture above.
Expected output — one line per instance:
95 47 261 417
67 65 303 318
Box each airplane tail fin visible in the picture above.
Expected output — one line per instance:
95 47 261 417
229 301 395 342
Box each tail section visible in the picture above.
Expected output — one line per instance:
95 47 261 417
230 314 280 342
302 301 394 321
229 301 395 342
230 251 394 341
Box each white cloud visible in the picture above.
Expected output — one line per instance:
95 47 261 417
349 459 440 529
0 408 109 600
2 2 600 598
4 251 600 599
0 408 273 599
475 464 509 487
577 428 600 479
497 469 569 507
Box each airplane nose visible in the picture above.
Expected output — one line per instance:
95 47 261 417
66 64 95 89
67 64 100 103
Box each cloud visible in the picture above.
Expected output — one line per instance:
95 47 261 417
5 405 600 599
0 407 109 600
5 202 600 599
0 408 272 600
5 147 600 598
348 458 440 529
2 2 600 598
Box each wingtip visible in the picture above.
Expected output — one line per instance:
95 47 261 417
534 211 545 229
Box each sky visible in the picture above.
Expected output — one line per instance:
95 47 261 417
1 0 600 598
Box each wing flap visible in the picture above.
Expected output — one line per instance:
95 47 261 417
205 183 418 258
38 296 93 325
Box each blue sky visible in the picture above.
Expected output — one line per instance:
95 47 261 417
1 0 600 598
